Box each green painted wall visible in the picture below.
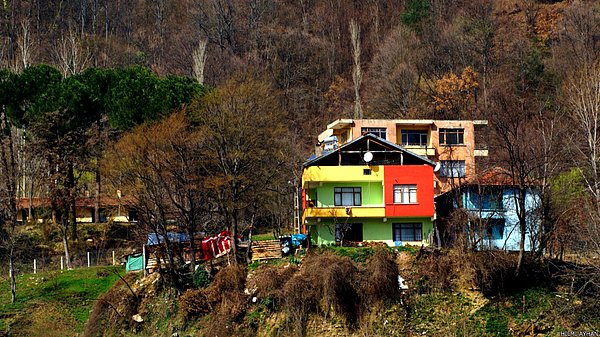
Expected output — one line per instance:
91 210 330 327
308 217 433 246
315 182 383 207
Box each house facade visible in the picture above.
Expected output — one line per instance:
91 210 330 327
302 133 436 246
460 185 540 251
316 119 488 195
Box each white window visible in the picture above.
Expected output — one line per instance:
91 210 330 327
334 187 362 206
393 184 417 204
439 128 464 145
361 127 387 139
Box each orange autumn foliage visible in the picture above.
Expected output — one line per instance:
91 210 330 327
433 66 479 117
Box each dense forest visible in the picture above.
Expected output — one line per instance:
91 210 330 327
0 1 599 334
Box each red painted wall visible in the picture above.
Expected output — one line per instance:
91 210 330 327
384 165 434 217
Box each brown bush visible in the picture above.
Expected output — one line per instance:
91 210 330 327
282 253 360 336
463 250 518 294
179 288 212 319
84 273 141 337
413 249 457 293
361 248 400 308
250 264 297 309
201 264 249 337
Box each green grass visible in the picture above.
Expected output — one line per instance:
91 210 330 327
0 265 124 333
315 245 416 263
252 233 277 241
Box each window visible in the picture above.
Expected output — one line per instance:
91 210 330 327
440 160 466 178
401 130 428 146
393 184 417 204
363 169 371 175
361 127 387 139
469 189 503 210
128 210 139 222
439 128 464 145
485 219 505 240
334 187 361 206
336 223 363 242
393 223 422 241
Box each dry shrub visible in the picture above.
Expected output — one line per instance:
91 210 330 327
179 288 212 319
461 250 519 295
283 274 321 336
413 249 457 293
250 264 297 309
361 248 400 307
201 264 248 337
283 253 360 336
84 273 141 337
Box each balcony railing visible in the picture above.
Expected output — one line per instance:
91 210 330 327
304 206 385 218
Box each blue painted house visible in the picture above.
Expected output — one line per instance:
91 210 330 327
437 168 541 251
461 185 540 251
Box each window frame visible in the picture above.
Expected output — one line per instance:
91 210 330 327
361 127 387 140
393 223 422 242
335 223 363 242
439 128 465 146
484 219 505 240
470 188 504 210
393 184 418 204
334 187 362 206
440 160 466 178
401 130 428 146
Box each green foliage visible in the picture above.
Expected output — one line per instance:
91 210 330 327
107 66 204 131
517 41 557 97
4 65 62 125
193 268 211 288
401 0 431 31
484 311 509 336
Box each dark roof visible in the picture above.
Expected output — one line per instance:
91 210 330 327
304 133 436 167
465 167 538 187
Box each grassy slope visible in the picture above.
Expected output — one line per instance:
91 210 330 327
0 266 124 336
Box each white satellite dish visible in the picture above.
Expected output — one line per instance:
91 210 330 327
363 151 373 163
433 162 441 172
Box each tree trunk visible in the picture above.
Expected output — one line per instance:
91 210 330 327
231 211 239 264
9 245 16 303
28 179 33 221
516 187 527 275
94 164 100 224
62 220 72 269
187 220 196 274
68 162 78 240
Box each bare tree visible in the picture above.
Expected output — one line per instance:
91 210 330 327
192 39 208 84
54 27 92 77
350 18 363 119
16 20 33 70
564 60 600 269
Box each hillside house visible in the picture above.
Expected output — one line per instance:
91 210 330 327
316 119 488 195
436 169 541 251
17 196 137 224
302 133 436 247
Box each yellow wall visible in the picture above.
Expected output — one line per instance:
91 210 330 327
304 206 385 218
303 165 384 187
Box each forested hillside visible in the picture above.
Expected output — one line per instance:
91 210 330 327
0 0 595 146
0 1 599 335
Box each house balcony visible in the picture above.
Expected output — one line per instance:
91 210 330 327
303 206 386 218
402 145 435 157
302 165 383 188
